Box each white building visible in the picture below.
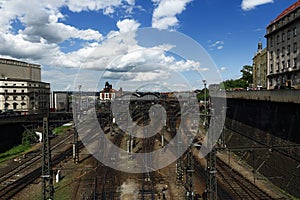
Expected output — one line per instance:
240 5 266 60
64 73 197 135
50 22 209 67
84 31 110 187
0 58 50 114
99 82 116 102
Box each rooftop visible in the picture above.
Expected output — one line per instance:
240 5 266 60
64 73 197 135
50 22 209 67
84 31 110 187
0 58 40 68
269 0 300 25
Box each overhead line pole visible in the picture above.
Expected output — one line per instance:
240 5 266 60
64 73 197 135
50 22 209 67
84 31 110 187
42 116 54 200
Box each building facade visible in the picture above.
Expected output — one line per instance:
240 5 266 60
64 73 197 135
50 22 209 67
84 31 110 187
99 82 116 102
265 0 300 89
0 58 50 114
253 42 267 89
50 91 73 112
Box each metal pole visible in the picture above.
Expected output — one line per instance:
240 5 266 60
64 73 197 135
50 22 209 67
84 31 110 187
203 80 207 127
42 117 54 200
72 85 81 164
203 80 207 116
206 108 217 200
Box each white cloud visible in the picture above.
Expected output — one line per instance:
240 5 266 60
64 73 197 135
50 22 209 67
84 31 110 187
117 19 140 33
241 0 274 11
209 40 224 50
152 0 192 29
217 67 228 73
65 0 135 14
0 0 204 90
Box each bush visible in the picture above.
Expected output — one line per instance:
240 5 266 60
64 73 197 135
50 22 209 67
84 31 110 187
22 129 39 145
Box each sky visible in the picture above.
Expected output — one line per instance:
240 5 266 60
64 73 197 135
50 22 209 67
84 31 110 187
0 0 298 91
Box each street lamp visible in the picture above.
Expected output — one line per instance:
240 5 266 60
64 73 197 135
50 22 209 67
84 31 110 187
4 90 7 112
203 80 207 115
78 85 82 112
287 67 292 88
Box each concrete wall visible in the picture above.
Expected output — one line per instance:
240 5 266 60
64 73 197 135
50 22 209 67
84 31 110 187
224 120 300 197
211 90 300 104
215 97 300 143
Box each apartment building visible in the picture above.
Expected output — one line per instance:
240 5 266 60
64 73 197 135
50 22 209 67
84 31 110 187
265 0 300 89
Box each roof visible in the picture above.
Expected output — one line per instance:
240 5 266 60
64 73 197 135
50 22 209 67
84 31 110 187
270 0 300 25
0 57 40 68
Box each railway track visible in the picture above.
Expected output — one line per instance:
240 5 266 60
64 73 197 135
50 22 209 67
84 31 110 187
0 131 74 199
98 133 123 199
217 157 275 200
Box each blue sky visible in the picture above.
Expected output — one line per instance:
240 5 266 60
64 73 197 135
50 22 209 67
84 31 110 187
0 0 298 91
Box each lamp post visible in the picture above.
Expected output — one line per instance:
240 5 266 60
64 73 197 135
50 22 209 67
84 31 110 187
4 90 7 112
203 80 207 115
287 67 292 88
78 85 82 110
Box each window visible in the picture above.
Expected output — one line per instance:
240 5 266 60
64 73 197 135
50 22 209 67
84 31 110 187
5 83 7 86
269 78 273 86
287 45 291 55
13 90 16 93
287 59 291 68
13 96 17 100
270 51 273 60
21 90 24 93
282 47 285 57
270 37 273 47
4 89 8 93
13 83 16 86
21 84 24 86
21 96 25 100
270 64 273 73
294 57 298 68
287 30 291 40
276 49 280 58
293 27 298 36
277 34 280 44
282 32 285 42
276 63 280 71
294 42 298 53
282 61 285 70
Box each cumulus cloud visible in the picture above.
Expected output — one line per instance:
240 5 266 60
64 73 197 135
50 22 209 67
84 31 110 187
82 32 202 82
65 0 134 13
0 0 205 90
117 19 140 33
152 0 192 29
0 0 134 63
241 0 274 11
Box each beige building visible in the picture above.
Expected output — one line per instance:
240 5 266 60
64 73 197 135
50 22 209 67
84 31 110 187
0 58 50 114
265 0 300 89
253 42 267 88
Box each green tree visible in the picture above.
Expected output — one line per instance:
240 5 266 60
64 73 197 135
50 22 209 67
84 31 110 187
196 88 209 101
240 65 253 84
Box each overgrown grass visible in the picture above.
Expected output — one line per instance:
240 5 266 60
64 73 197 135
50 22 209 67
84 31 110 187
0 143 31 163
53 125 72 135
